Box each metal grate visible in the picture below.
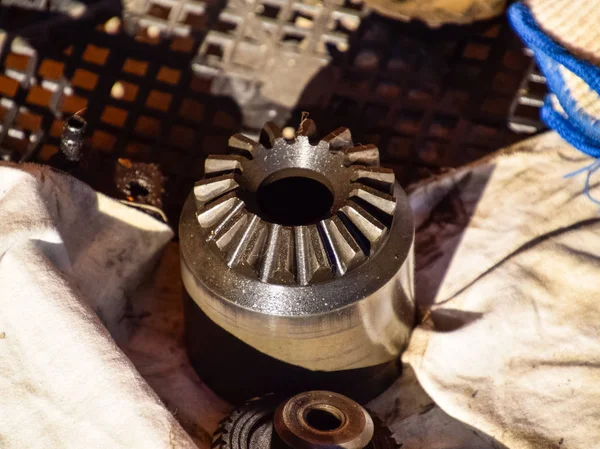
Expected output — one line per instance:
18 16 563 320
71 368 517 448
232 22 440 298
192 0 363 130
123 0 208 37
508 55 547 134
0 4 534 224
0 37 71 161
289 14 534 185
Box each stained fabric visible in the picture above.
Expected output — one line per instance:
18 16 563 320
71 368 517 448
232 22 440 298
0 163 195 449
405 132 600 449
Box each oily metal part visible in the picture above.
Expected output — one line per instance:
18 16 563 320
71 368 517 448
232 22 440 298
60 114 87 161
211 391 399 449
114 158 166 209
180 120 415 372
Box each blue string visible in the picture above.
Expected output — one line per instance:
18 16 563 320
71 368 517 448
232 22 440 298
564 160 600 207
564 161 599 179
541 99 600 206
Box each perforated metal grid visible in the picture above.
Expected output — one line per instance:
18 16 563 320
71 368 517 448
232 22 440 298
0 37 70 161
508 55 546 134
291 14 534 185
0 4 533 223
123 0 208 38
192 0 363 129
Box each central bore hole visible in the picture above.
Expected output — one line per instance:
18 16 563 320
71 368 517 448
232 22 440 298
305 407 344 432
128 181 149 198
67 116 86 130
256 170 334 226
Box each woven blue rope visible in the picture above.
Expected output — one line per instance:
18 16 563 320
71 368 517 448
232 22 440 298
510 2 600 207
541 99 600 158
509 3 600 143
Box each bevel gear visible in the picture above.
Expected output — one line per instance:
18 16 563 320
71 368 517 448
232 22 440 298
180 119 414 402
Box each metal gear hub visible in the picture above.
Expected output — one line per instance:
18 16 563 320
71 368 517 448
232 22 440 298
180 119 414 398
211 391 400 449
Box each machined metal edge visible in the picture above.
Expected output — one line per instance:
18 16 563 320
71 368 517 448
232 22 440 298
180 181 414 371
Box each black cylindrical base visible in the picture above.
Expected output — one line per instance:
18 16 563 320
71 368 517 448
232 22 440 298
183 291 400 405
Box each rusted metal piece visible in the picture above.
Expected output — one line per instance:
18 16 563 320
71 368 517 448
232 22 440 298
211 392 399 449
114 158 165 208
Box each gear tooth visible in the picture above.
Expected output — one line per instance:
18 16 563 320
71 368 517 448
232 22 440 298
321 127 353 150
320 216 365 277
351 166 395 194
244 220 269 270
350 183 397 216
296 118 317 138
259 224 279 282
294 225 332 285
208 200 246 237
344 144 380 166
308 225 334 282
229 133 259 158
196 192 243 228
226 214 267 272
211 210 249 250
194 174 239 206
205 154 243 176
260 121 283 147
341 201 388 253
259 224 295 284
274 226 296 284
294 227 310 286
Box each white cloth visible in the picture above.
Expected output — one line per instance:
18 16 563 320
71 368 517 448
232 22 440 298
405 131 600 449
528 0 600 66
0 163 196 449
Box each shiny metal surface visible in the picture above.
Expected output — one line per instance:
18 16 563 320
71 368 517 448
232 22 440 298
211 391 400 449
180 119 415 372
274 391 374 449
60 115 87 162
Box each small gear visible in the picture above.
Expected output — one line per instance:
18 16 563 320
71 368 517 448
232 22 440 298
211 392 400 449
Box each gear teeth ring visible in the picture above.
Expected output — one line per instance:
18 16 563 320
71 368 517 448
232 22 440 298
195 119 397 286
